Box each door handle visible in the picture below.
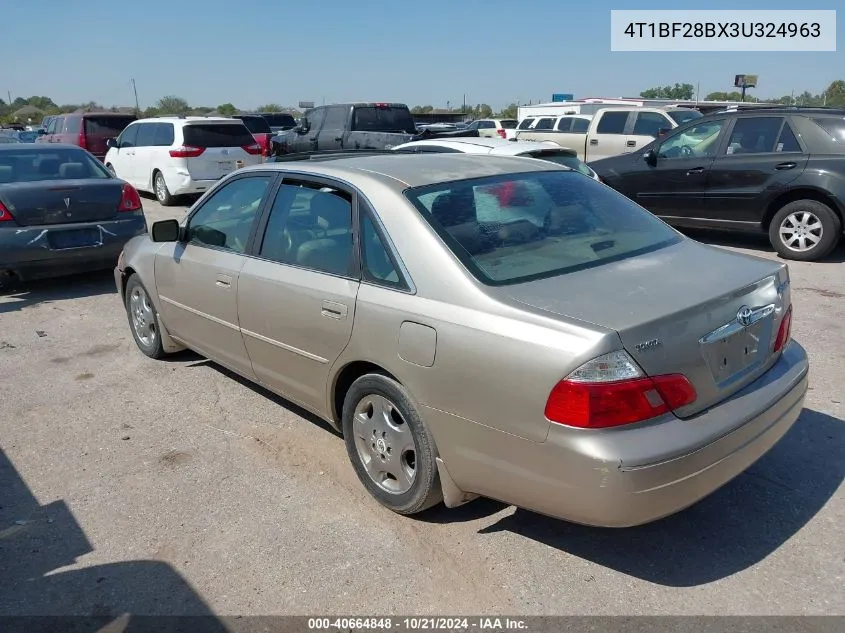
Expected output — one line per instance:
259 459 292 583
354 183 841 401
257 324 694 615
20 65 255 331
589 139 599 145
215 273 232 288
321 300 348 319
775 162 797 170
686 167 705 175
626 140 637 147
334 137 343 142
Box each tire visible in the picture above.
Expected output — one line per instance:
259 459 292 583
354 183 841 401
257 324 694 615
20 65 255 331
769 199 841 261
153 171 174 206
124 274 166 359
342 374 442 515
106 163 116 176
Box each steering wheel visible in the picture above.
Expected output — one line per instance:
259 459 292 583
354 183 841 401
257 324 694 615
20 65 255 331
680 145 694 157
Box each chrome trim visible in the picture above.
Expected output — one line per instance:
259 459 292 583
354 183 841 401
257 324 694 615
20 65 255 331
158 295 240 332
699 303 776 344
241 328 328 364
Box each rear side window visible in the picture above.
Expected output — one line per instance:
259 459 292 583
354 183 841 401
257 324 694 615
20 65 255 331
517 119 535 130
351 106 417 134
571 118 590 133
667 109 703 125
405 171 680 286
478 121 495 129
65 116 82 134
596 111 628 134
153 123 175 146
83 116 135 137
811 116 845 143
726 117 783 154
555 118 572 132
632 112 669 137
182 123 255 147
499 120 518 129
776 123 801 152
237 116 271 134
534 118 555 130
135 123 156 147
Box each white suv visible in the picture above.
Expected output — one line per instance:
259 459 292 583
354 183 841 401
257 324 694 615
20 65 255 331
103 116 263 206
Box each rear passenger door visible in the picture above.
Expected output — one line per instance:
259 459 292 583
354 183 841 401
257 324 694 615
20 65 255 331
317 105 350 150
586 110 630 161
238 177 360 413
704 116 808 224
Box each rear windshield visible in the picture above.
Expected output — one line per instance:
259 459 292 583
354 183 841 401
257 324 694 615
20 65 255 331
83 116 136 137
183 123 255 147
404 170 680 286
500 120 518 129
522 152 595 177
0 148 111 183
667 109 703 125
351 106 417 134
811 116 845 143
260 113 297 129
237 116 271 134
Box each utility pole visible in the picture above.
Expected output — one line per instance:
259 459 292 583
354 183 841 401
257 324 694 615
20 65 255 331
6 90 11 106
131 78 140 113
696 82 700 103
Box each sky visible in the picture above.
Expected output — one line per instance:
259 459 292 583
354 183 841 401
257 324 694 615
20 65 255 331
2 0 843 111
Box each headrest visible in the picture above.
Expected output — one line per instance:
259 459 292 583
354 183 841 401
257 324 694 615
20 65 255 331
59 162 85 179
0 165 14 184
310 192 350 229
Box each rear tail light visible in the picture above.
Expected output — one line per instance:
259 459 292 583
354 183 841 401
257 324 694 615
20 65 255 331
242 142 262 155
77 129 87 150
118 183 142 212
0 200 15 222
497 129 507 139
169 145 205 158
773 305 792 353
544 350 697 429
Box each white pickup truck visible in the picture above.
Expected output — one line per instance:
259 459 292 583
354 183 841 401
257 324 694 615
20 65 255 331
514 107 702 162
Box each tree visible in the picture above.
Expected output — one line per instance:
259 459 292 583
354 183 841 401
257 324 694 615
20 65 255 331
190 106 214 115
823 80 845 107
640 83 695 100
705 91 745 101
156 95 190 115
142 106 161 118
216 103 238 116
26 96 58 111
498 103 518 119
257 103 284 112
410 105 434 114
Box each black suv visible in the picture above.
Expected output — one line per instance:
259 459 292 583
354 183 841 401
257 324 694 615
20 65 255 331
590 107 845 261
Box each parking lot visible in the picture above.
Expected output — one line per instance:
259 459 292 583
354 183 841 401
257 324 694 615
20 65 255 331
1 193 843 617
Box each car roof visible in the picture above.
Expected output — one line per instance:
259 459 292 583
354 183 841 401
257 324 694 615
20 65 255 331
0 143 88 151
394 138 572 156
249 153 562 188
134 116 243 124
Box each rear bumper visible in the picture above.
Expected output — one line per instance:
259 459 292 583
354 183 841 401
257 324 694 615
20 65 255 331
0 213 147 281
427 340 809 527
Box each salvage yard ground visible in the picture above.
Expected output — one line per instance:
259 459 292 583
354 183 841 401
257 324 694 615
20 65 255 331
1 195 843 617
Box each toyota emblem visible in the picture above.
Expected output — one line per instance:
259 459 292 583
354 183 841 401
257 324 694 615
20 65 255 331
736 306 754 326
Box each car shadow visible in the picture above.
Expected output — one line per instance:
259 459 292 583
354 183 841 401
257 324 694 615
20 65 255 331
474 408 844 587
184 358 342 438
0 269 117 314
683 228 845 263
0 448 229 630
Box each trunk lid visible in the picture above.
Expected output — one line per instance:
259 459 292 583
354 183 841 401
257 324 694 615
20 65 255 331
0 180 123 225
182 122 262 180
494 240 790 417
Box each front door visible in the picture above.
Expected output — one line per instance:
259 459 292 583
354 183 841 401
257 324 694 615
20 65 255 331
154 173 277 377
628 117 728 221
238 177 359 413
316 105 349 151
705 116 808 225
110 123 139 185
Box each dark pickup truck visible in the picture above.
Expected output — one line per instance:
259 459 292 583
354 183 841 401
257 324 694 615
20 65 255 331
270 102 477 156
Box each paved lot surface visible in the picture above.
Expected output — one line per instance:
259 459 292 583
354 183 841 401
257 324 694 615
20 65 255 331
1 193 843 618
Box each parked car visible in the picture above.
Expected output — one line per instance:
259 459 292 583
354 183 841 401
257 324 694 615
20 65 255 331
391 137 600 180
0 136 21 144
257 112 298 133
590 107 845 261
0 144 146 286
115 152 807 528
37 116 56 132
36 112 137 162
104 116 263 206
515 107 702 162
233 114 274 159
464 118 519 139
2 130 39 143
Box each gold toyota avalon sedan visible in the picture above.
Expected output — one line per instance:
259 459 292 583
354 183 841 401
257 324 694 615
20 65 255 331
115 152 808 527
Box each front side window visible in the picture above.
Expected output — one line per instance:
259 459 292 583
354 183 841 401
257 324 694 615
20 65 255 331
725 117 784 155
258 181 354 276
404 170 680 286
322 106 349 130
186 175 273 253
118 124 139 148
658 119 726 159
135 124 156 147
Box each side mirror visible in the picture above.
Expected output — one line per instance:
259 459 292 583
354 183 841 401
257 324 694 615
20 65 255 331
657 127 671 138
151 219 180 242
106 137 118 149
643 149 658 166
296 120 310 134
